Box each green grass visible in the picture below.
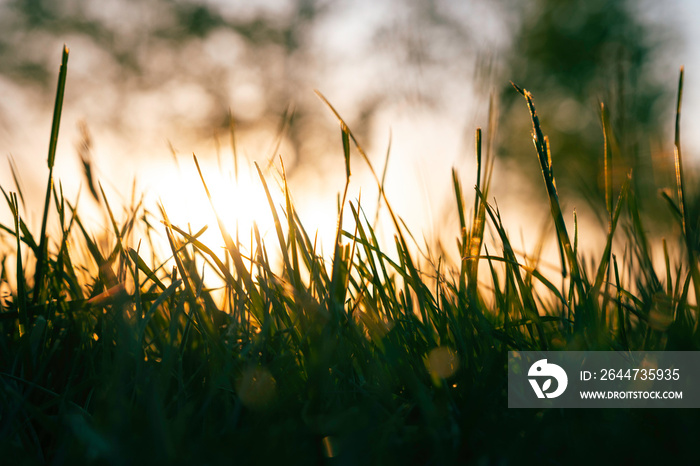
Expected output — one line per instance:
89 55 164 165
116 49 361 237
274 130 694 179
2 47 700 465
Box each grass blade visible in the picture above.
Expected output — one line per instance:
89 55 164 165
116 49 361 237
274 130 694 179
33 45 69 306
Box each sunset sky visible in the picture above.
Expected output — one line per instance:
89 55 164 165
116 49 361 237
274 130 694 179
1 0 699 259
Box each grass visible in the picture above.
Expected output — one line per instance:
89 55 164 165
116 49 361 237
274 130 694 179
2 47 700 465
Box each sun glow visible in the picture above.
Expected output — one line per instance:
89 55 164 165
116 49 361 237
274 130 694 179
144 154 283 265
135 146 359 292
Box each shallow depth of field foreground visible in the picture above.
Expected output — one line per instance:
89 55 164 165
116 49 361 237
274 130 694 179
3 47 700 465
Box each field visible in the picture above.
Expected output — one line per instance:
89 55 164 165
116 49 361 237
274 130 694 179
2 47 700 465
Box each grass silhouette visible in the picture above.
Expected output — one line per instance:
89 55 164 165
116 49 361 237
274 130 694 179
1 46 699 465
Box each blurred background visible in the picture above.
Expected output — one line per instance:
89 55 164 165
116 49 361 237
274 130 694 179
0 0 696 260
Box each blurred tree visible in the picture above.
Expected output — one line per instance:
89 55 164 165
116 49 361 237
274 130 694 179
500 0 677 213
0 0 497 162
0 0 332 168
0 0 678 207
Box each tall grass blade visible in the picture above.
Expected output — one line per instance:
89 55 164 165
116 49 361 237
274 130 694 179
280 159 302 289
33 45 69 306
9 193 27 336
373 130 392 228
468 128 489 299
8 156 26 208
314 90 403 237
192 154 262 312
229 109 239 182
601 103 613 220
512 82 589 322
481 196 547 349
593 175 630 291
672 67 700 333
453 169 468 294
254 162 296 288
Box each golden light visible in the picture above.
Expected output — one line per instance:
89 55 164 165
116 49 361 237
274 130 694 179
143 153 283 264
137 149 345 282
